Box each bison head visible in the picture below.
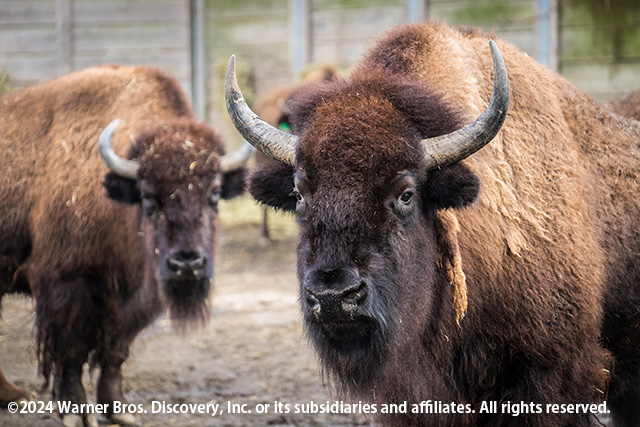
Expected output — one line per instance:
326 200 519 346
99 118 249 326
226 42 509 390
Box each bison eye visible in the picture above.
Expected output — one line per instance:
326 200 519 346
209 188 222 207
399 191 413 204
290 189 306 214
388 173 418 222
292 174 310 215
141 196 160 217
391 187 418 223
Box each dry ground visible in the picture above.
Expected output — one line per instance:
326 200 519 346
0 196 371 427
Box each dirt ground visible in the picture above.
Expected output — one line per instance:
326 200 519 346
0 196 372 427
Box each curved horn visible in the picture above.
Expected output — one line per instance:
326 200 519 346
219 139 255 173
99 119 139 180
225 55 297 166
422 40 510 171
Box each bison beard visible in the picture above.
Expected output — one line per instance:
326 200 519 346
162 276 211 327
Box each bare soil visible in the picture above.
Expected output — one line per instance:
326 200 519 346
0 197 371 427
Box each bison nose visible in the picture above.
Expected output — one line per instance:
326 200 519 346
304 267 367 318
167 250 207 275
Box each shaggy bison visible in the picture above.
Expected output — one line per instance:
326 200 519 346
226 22 640 427
0 64 250 426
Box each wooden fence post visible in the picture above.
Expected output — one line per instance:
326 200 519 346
57 0 73 74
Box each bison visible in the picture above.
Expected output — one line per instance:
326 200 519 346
0 64 250 426
226 22 640 427
252 65 338 240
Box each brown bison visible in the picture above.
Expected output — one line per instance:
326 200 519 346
252 65 338 240
0 64 249 426
606 89 640 121
226 22 640 427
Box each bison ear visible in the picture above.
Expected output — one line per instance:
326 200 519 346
103 172 141 204
221 168 246 200
421 163 480 210
248 162 297 211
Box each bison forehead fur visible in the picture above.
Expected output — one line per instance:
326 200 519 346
290 68 464 177
105 118 225 195
135 118 224 181
248 21 640 427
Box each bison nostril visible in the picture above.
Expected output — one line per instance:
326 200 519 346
304 278 368 317
167 257 186 271
305 289 320 307
189 256 206 270
341 282 367 304
167 251 207 273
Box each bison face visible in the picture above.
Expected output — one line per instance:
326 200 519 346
248 84 481 388
134 173 219 325
227 41 507 389
101 118 246 326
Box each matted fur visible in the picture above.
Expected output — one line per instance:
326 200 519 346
0 65 242 418
435 209 467 324
248 22 640 426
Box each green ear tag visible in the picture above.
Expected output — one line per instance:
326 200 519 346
278 122 291 133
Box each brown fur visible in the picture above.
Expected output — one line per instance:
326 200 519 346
248 22 640 426
0 65 243 419
435 209 467 324
605 89 640 121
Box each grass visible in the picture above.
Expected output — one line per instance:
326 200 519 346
0 67 12 95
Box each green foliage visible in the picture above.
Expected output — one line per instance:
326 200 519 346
564 0 640 62
452 1 532 27
219 194 297 236
0 67 12 95
314 0 401 8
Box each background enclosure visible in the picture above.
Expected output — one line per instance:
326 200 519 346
1 0 639 143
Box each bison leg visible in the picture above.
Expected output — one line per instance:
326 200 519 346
33 274 98 427
55 348 97 427
97 351 137 426
96 279 160 425
96 295 160 426
0 368 29 406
